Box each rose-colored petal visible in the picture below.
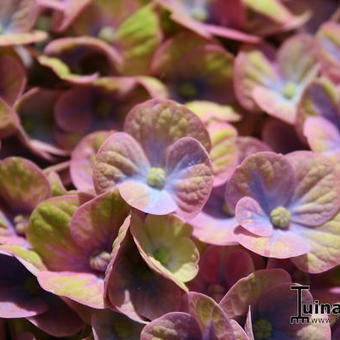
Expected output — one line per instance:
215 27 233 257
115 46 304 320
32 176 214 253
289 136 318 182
105 223 183 322
93 132 150 193
286 151 340 226
27 195 88 271
37 271 104 309
188 292 235 339
0 55 26 105
219 269 291 320
234 224 310 258
292 211 340 273
124 98 211 163
166 137 213 219
235 197 273 237
0 157 51 211
28 295 83 337
140 312 202 340
226 152 295 213
304 116 340 160
71 190 130 251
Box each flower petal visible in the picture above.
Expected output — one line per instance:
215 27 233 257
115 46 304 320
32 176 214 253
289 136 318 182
93 132 150 194
219 269 291 319
37 271 104 309
105 221 184 322
166 137 213 219
226 152 295 213
71 190 130 252
235 197 273 237
0 157 51 212
140 312 201 340
124 98 211 165
131 213 199 290
188 292 235 339
286 151 340 226
27 195 88 271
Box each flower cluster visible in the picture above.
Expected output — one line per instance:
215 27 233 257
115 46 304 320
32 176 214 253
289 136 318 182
0 0 339 339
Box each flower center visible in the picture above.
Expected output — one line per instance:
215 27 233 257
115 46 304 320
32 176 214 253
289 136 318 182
97 26 116 44
178 81 198 99
282 82 297 99
270 206 291 229
147 167 166 189
89 251 111 272
14 214 30 236
253 319 272 340
154 247 170 266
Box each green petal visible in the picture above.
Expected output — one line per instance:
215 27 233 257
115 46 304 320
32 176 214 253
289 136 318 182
131 214 199 290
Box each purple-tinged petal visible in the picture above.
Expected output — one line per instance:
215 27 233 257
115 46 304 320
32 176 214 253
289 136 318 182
231 319 251 340
219 269 291 320
255 283 315 338
45 171 67 197
226 152 295 213
236 137 272 163
234 224 310 258
27 195 89 271
0 97 19 138
235 197 273 237
28 295 83 337
244 307 254 340
119 181 177 216
0 251 48 318
286 151 340 226
191 211 237 246
253 86 297 124
131 214 199 290
92 309 143 340
124 99 211 164
93 132 150 192
316 22 340 83
0 55 26 105
292 211 340 273
189 185 238 246
140 312 201 340
0 157 51 212
188 292 235 340
37 271 104 309
105 223 183 322
70 131 112 192
295 313 331 340
296 78 340 137
166 137 213 219
71 190 130 252
304 116 340 160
